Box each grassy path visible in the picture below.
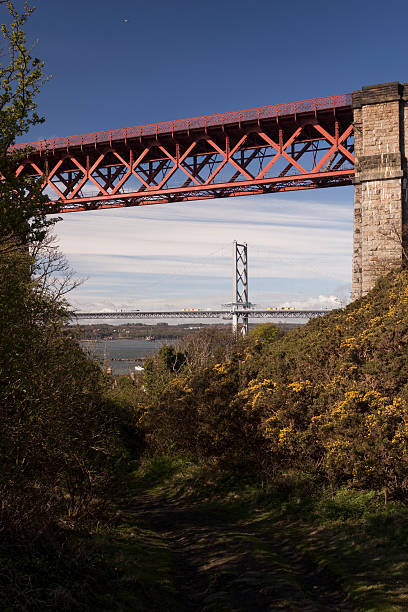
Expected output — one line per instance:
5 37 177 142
95 459 408 611
125 492 354 611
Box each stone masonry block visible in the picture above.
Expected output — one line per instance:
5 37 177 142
352 82 408 300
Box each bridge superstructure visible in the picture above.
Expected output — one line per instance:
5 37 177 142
74 309 327 321
14 94 354 213
15 81 408 300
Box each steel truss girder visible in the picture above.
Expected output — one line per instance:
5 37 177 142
16 107 354 213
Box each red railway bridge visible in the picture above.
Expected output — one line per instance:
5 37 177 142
13 93 354 214
13 81 408 300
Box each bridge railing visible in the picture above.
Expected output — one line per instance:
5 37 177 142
12 94 352 154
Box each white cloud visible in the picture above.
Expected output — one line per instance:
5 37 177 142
287 294 344 309
52 192 354 312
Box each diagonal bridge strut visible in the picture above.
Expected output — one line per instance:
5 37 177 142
13 93 354 213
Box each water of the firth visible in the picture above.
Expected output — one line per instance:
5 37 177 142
80 339 166 374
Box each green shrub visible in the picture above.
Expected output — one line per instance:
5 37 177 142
135 269 408 501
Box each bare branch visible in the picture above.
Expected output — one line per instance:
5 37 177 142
30 232 86 303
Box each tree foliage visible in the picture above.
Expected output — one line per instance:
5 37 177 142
0 4 133 608
249 322 279 343
0 0 58 249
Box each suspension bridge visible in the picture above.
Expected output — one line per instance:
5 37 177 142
74 309 328 321
73 242 332 333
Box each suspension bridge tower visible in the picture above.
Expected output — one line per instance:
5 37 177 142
232 241 249 336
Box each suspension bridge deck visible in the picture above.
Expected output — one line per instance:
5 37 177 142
73 309 329 320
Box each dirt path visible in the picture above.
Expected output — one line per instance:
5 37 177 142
128 493 355 611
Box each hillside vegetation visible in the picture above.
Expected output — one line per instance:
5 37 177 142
4 253 408 609
101 272 408 610
4 254 408 610
135 269 408 501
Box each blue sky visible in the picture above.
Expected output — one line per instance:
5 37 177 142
14 0 408 311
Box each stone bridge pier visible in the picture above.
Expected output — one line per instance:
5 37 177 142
352 81 408 299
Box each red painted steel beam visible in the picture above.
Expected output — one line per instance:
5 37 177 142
13 93 354 213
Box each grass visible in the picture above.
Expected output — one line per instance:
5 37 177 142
86 524 175 612
132 455 408 611
6 456 406 610
0 521 175 612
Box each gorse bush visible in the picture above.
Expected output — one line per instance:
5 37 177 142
136 270 408 500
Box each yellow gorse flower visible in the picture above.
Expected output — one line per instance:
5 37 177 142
287 380 311 393
341 337 357 349
213 363 227 374
278 426 294 445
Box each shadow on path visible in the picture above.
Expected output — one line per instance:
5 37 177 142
125 494 355 611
